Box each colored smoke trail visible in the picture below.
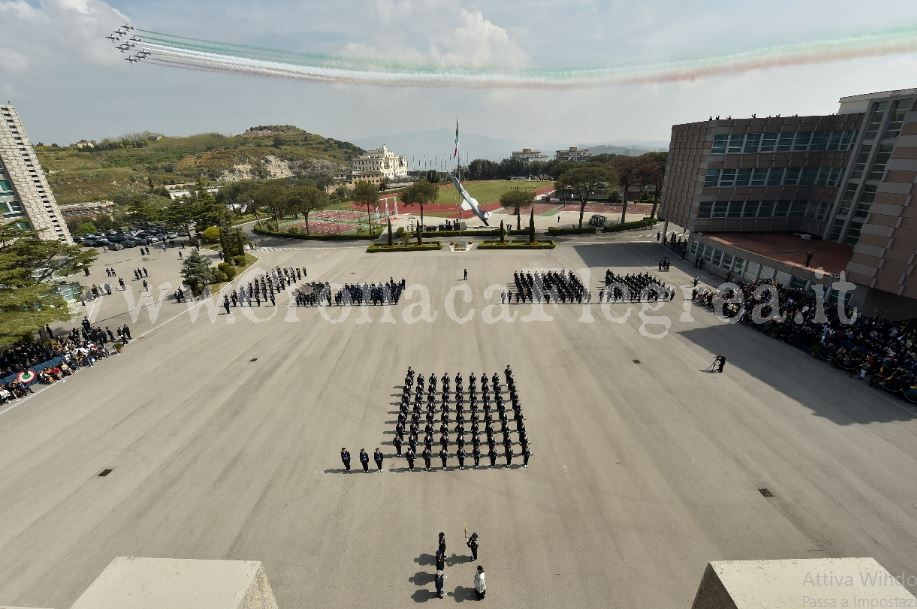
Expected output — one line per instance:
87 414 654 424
129 26 917 88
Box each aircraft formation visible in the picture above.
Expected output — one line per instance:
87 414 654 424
106 24 150 65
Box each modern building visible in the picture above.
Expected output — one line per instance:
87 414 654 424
555 146 592 162
0 104 72 243
351 145 408 180
659 88 916 318
511 148 549 163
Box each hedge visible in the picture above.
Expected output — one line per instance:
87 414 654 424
254 224 383 241
478 240 556 250
547 226 597 235
367 242 443 253
602 218 659 232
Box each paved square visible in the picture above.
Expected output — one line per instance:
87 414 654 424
0 234 915 609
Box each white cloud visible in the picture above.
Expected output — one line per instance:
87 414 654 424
341 0 527 68
0 0 129 73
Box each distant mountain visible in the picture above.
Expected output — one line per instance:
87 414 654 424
352 129 526 163
580 141 669 156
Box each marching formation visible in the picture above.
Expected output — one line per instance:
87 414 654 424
295 278 407 307
226 266 306 310
599 269 675 302
504 269 591 304
391 365 531 471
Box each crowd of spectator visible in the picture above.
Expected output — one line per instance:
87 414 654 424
692 279 916 402
0 318 127 405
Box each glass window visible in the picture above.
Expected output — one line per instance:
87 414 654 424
828 217 844 240
0 179 12 194
868 143 894 180
766 167 784 186
827 131 840 151
851 144 872 179
712 201 728 218
810 132 829 151
776 132 794 151
727 201 743 218
711 134 728 154
744 261 760 280
743 133 761 153
817 201 829 220
697 201 713 219
783 167 801 185
758 200 774 217
735 167 752 186
793 132 813 151
843 221 863 245
789 200 807 217
703 245 714 261
689 240 698 254
711 249 723 266
733 257 746 276
838 183 857 215
751 168 768 186
722 253 734 270
859 183 877 205
774 200 791 217
704 169 719 187
799 167 818 186
864 102 887 139
839 130 854 151
727 134 744 153
719 168 736 187
742 200 759 218
884 98 913 138
760 133 778 153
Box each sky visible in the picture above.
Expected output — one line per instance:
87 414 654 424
2 0 917 156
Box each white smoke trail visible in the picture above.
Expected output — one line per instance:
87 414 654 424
126 26 917 89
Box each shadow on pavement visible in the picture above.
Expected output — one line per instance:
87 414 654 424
449 586 475 602
414 554 436 567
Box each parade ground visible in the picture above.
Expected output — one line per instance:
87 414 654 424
0 232 915 609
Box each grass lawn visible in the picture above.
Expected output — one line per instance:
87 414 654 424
434 180 553 205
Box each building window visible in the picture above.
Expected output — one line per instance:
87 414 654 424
828 218 844 240
884 98 914 138
758 200 774 217
766 167 784 186
712 201 728 218
751 168 768 186
711 134 728 154
711 249 723 266
792 132 813 151
698 201 713 219
760 133 778 153
789 200 807 218
799 167 818 186
735 167 751 187
742 200 759 218
719 168 736 187
774 200 791 218
727 201 743 218
868 143 894 181
727 134 745 153
851 145 872 179
863 101 888 140
733 257 746 276
743 133 761 153
721 253 734 270
689 240 698 254
783 167 801 185
843 221 863 245
810 132 829 151
704 169 719 187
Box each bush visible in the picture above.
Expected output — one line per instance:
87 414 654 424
201 226 221 243
547 226 597 235
367 242 442 253
232 255 247 267
603 218 659 232
210 269 227 283
395 227 406 238
254 223 383 241
218 263 237 280
478 240 556 249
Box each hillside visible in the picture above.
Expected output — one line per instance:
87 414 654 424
36 126 363 205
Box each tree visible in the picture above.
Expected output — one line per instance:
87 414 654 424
353 181 379 232
609 156 641 224
162 199 195 236
72 221 98 236
127 197 163 225
528 207 536 244
180 249 212 297
637 152 667 219
387 216 393 246
556 164 612 230
286 184 328 235
500 188 535 231
254 181 290 225
399 180 438 243
0 225 96 349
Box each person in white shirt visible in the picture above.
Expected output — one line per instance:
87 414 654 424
474 565 486 600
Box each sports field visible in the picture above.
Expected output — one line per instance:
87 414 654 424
434 180 553 205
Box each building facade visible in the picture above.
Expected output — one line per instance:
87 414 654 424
511 148 549 163
659 88 916 318
555 146 592 162
0 104 72 243
351 145 408 179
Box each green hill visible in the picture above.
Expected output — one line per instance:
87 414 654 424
36 126 363 205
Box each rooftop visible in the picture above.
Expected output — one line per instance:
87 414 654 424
704 232 854 275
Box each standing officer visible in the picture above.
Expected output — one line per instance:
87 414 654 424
467 533 479 561
393 435 403 456
373 448 384 472
488 446 497 468
340 448 351 473
422 446 432 471
457 446 466 470
406 447 416 471
439 447 448 469
523 445 531 468
359 449 370 473
438 532 447 557
472 445 481 468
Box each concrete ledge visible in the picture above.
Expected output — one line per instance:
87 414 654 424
692 557 917 609
70 557 279 609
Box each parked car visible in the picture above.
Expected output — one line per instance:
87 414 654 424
121 239 138 248
107 243 124 251
588 214 608 228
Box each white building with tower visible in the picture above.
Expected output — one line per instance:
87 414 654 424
0 104 72 243
351 145 409 179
